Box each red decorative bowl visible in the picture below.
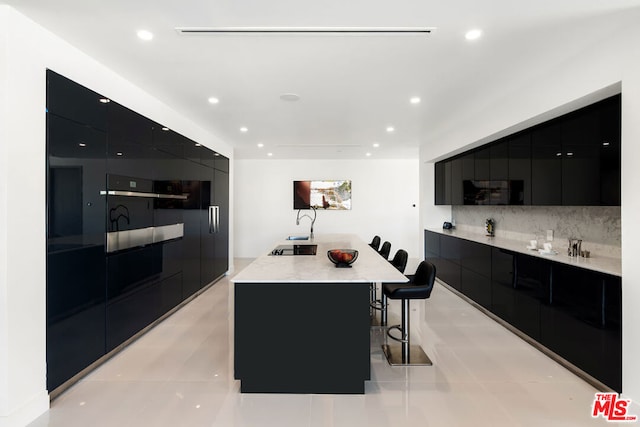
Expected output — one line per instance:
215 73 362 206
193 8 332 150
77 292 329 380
327 249 359 268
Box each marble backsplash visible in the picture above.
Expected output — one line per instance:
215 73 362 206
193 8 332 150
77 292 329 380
451 205 621 259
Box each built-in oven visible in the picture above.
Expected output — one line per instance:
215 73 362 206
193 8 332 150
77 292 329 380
103 174 185 253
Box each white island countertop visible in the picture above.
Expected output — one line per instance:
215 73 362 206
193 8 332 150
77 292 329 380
426 228 621 277
232 233 409 283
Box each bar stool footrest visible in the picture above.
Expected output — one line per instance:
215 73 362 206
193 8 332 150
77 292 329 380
382 343 433 366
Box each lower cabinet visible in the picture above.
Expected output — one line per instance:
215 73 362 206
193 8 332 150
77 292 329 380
425 230 622 392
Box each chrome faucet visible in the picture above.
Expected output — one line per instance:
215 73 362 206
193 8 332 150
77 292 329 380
296 206 317 239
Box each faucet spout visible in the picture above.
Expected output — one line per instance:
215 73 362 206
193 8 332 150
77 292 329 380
296 206 317 239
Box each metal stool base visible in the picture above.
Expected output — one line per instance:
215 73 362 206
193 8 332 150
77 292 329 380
382 344 432 366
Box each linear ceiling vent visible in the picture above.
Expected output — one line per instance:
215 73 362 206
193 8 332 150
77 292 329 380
174 27 436 35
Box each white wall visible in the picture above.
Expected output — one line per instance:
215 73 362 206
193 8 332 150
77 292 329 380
234 159 420 265
0 6 233 426
420 7 640 405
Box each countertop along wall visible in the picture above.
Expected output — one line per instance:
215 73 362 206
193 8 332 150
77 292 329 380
0 6 233 426
419 7 640 408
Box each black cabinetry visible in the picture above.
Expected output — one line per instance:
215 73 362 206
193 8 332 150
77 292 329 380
424 230 621 391
46 70 230 391
434 95 621 206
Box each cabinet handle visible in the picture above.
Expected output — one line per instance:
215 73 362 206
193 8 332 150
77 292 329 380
208 206 215 233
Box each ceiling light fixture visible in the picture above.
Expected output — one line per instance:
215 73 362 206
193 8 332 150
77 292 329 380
99 98 110 104
161 127 169 131
410 96 421 104
267 152 273 157
386 126 395 133
280 93 301 101
240 127 248 133
373 143 380 148
137 30 154 41
208 97 219 104
465 29 482 41
366 152 372 157
175 26 436 35
257 143 264 148
194 143 202 147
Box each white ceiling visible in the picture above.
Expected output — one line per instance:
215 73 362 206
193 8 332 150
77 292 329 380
4 0 640 159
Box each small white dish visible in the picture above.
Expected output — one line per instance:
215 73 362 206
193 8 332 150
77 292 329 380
538 249 558 255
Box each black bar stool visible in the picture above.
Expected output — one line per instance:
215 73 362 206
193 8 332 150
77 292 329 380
382 260 436 366
371 249 408 326
378 241 391 260
369 235 381 252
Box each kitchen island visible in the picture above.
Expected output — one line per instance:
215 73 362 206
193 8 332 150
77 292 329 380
232 234 408 393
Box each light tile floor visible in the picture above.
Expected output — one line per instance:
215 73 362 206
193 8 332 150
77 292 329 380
29 259 612 426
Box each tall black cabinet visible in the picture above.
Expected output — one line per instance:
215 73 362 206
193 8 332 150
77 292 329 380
46 70 230 391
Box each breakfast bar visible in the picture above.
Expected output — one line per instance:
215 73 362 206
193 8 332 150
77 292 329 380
232 234 408 393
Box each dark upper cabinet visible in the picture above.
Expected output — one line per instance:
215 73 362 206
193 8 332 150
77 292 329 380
450 158 463 205
215 154 230 172
531 121 562 205
434 161 447 205
47 70 108 131
599 95 621 206
561 106 601 205
433 95 620 206
490 140 509 181
474 147 491 181
508 133 532 205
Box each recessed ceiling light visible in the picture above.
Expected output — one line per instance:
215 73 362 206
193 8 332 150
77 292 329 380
267 152 273 157
208 97 219 104
78 143 87 147
194 143 201 147
240 127 249 133
214 153 220 156
373 143 380 148
366 152 372 157
410 96 421 104
137 30 154 41
257 143 264 148
99 98 110 104
161 127 169 131
386 126 395 133
280 93 301 102
465 29 482 41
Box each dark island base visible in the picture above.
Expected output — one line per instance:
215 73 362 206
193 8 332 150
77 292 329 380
234 282 370 394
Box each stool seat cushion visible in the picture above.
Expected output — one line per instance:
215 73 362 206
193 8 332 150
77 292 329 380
382 261 436 300
382 283 431 300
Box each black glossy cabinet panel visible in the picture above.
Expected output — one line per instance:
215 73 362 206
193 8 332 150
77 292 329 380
46 70 230 391
474 147 491 181
47 70 107 131
46 110 107 391
490 141 509 181
433 95 620 206
425 230 621 391
508 133 532 205
531 121 562 205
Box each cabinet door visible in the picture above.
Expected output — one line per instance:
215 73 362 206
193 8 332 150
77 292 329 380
599 95 621 206
474 147 491 181
214 153 230 172
542 264 621 391
450 158 463 205
434 161 447 205
459 239 492 309
508 133 532 205
424 230 441 274
513 253 549 341
491 248 516 323
213 168 229 278
47 70 108 131
439 235 461 290
561 106 600 205
46 113 107 391
531 121 562 205
490 140 509 181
